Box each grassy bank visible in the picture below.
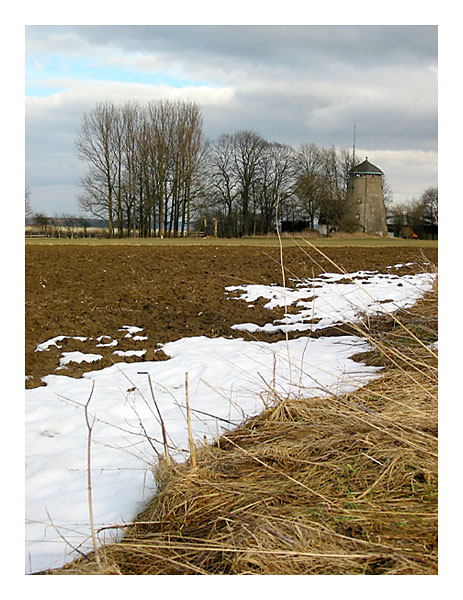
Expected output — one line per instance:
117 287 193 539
47 268 438 575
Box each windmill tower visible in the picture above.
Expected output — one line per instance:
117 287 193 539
345 156 387 236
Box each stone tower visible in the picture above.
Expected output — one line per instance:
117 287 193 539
345 157 387 236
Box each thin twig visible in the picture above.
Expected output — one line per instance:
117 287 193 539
185 372 197 468
138 371 171 466
45 508 91 563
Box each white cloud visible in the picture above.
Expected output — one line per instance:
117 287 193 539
28 80 235 107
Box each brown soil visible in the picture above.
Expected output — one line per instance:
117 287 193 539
25 245 437 388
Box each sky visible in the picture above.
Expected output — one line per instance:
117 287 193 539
24 20 438 216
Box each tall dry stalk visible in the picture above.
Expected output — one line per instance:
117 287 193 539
185 372 197 468
138 371 171 466
83 381 100 566
275 197 293 390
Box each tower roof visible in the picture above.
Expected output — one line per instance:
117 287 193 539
350 157 383 175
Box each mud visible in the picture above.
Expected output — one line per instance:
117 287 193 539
25 245 437 388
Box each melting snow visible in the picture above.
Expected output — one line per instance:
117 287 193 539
36 336 89 352
113 349 147 357
35 336 68 352
227 270 435 334
96 339 118 348
119 326 144 336
59 352 103 366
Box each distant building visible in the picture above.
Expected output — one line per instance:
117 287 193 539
345 157 387 236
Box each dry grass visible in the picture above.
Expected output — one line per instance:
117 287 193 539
45 269 438 576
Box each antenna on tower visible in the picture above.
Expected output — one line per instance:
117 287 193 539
353 123 356 166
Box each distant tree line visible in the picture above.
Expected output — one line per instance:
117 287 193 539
27 213 107 238
27 99 437 239
74 99 371 237
200 134 361 237
29 185 436 240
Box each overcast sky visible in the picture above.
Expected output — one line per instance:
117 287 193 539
25 23 438 216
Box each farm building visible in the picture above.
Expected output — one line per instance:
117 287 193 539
345 157 387 236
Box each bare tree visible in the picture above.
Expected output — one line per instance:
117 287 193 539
405 198 426 237
75 102 119 237
60 213 78 237
179 101 203 236
142 99 204 237
120 101 141 237
76 215 91 237
136 106 156 236
206 134 240 237
317 146 348 233
293 143 323 230
33 212 50 234
78 171 113 221
388 202 408 237
338 148 356 191
256 142 296 234
75 99 204 238
232 130 267 236
146 100 175 237
421 186 438 225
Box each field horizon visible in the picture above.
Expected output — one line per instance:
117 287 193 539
25 235 438 249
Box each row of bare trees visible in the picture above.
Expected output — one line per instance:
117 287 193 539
29 212 97 237
201 132 297 237
198 135 367 236
75 99 391 237
388 187 438 238
75 99 203 238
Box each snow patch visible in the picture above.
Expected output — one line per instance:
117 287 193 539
227 270 436 334
113 349 147 358
96 340 118 348
59 352 103 366
35 336 67 352
35 336 89 352
119 326 144 336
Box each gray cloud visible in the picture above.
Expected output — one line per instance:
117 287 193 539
38 25 435 69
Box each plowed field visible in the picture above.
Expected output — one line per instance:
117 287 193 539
25 244 437 388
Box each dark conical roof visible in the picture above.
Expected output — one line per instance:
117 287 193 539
350 157 383 175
